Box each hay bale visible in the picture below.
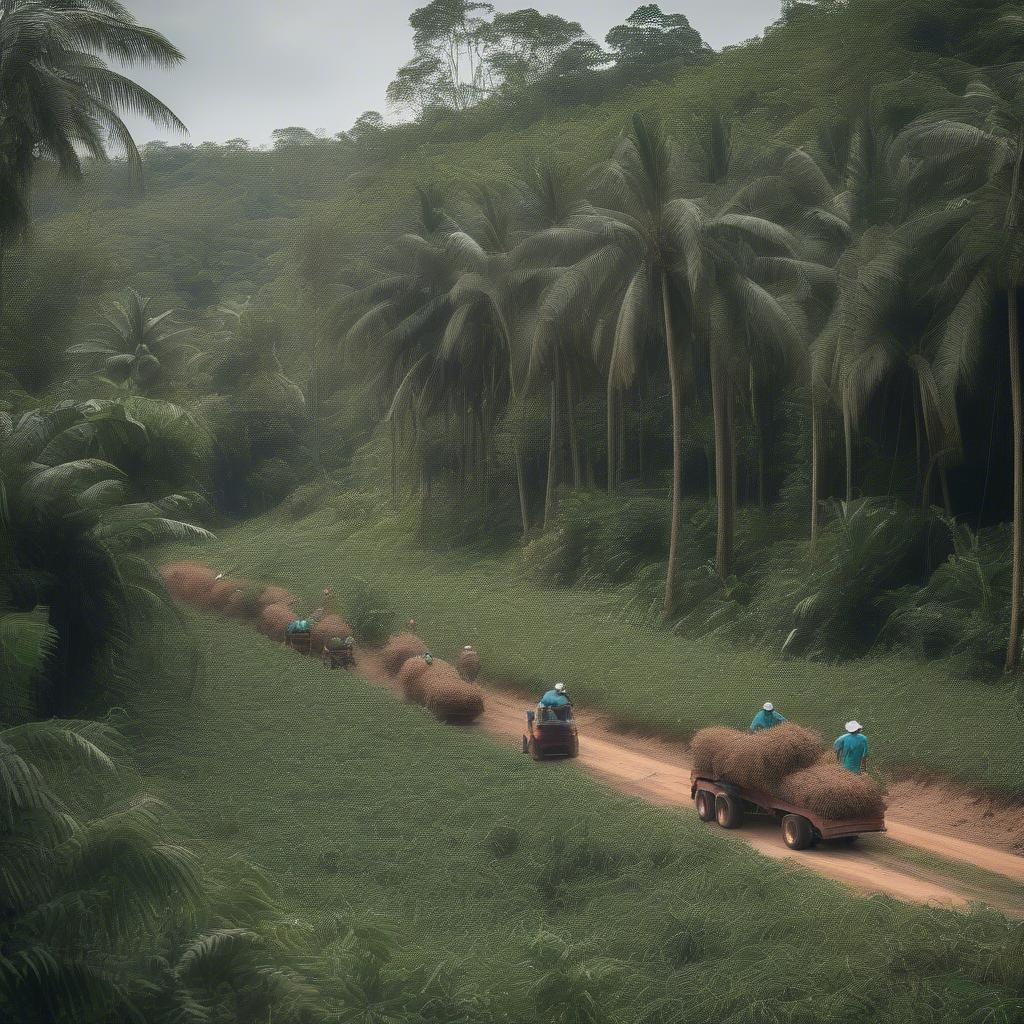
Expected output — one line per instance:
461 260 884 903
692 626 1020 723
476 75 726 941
381 633 427 675
689 727 743 778
398 655 438 704
256 586 298 612
310 614 353 656
425 673 484 723
159 561 190 599
456 647 481 682
177 563 218 605
207 577 249 615
689 724 824 789
258 603 295 643
775 757 887 820
719 723 823 790
222 586 254 618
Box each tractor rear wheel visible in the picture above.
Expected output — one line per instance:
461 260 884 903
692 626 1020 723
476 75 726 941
695 789 716 822
522 736 529 754
715 793 743 829
528 738 542 762
782 814 815 850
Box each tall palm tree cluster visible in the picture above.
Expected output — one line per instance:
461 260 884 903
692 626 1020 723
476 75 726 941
342 60 1024 672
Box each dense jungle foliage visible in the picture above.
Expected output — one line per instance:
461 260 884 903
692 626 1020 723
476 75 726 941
4 0 1024 1020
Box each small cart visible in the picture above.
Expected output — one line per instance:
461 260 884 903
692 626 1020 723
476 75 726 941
690 771 886 850
284 621 313 655
522 706 579 761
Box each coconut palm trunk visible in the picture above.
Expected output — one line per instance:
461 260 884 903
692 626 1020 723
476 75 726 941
390 418 399 508
711 345 735 578
810 400 823 548
842 391 854 503
566 368 582 489
514 440 529 538
544 352 561 529
662 270 685 618
606 375 616 493
1007 286 1024 672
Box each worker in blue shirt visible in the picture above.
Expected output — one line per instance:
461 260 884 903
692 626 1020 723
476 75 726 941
834 720 869 773
750 701 786 732
539 682 570 708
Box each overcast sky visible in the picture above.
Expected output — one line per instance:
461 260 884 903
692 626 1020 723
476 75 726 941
122 1 782 148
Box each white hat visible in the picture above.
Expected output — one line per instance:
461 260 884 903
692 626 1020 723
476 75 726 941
464 645 473 650
845 720 862 733
763 702 774 712
554 682 566 693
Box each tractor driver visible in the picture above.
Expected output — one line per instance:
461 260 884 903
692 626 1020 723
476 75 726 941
750 701 787 732
538 682 571 720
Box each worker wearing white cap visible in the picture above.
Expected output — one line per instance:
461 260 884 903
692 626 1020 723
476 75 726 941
749 701 787 732
833 720 868 773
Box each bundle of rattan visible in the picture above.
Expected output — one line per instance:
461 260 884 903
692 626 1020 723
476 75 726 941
689 724 824 790
255 586 298 612
258 603 295 642
206 577 250 614
456 646 481 682
775 757 886 819
310 614 353 656
398 655 436 704
425 673 485 723
381 633 427 675
160 561 217 605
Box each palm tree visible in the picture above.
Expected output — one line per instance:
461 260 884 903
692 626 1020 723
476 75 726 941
690 192 807 578
537 114 697 616
440 186 560 537
1 400 211 715
518 160 587 527
66 289 192 395
0 0 185 316
342 186 460 508
0 717 200 1021
892 69 1024 671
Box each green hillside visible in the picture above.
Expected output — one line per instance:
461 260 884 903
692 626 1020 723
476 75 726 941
132 612 1024 1023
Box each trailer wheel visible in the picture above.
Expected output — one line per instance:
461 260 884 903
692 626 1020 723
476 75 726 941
782 814 815 850
715 793 744 829
695 789 716 822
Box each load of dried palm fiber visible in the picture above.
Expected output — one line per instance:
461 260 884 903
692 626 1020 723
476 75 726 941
381 633 427 675
175 562 218 605
456 646 481 682
689 724 823 789
425 672 485 723
256 585 297 612
222 584 256 618
398 655 441 704
310 614 353 655
689 727 744 778
206 577 250 614
159 561 188 598
258 603 296 642
775 757 887 820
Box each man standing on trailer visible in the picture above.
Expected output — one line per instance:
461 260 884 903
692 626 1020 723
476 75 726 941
749 701 786 732
834 720 869 773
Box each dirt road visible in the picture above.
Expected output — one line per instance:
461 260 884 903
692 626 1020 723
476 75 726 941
357 651 1024 916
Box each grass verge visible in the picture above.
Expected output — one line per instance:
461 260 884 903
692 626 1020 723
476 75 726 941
167 505 1024 797
132 612 1023 1023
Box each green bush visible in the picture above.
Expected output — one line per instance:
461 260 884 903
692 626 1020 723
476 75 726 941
343 579 397 645
881 519 1011 674
751 498 949 660
524 491 670 588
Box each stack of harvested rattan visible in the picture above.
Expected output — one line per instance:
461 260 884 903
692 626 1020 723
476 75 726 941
690 723 885 819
